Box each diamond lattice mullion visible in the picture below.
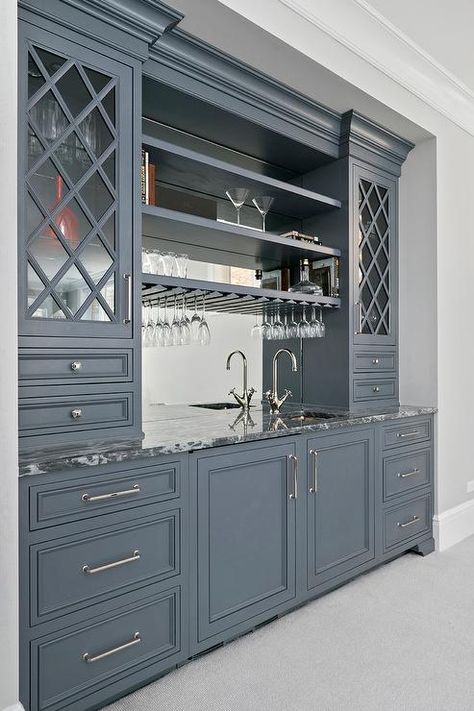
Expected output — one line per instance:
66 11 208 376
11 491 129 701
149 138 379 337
73 262 116 321
75 63 117 136
26 45 73 111
26 253 75 320
27 142 116 250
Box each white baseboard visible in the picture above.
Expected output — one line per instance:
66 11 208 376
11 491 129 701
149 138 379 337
433 499 474 551
1 704 25 711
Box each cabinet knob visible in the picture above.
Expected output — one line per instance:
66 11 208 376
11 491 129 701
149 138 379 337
71 361 82 372
71 408 83 419
372 358 379 365
373 386 380 393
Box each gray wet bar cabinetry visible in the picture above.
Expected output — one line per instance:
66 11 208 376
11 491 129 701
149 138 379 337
20 415 434 710
17 1 434 710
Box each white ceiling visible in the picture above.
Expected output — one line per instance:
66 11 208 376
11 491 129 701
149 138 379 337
363 0 474 92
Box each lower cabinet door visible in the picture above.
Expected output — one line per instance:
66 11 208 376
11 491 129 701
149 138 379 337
307 429 375 589
195 441 297 643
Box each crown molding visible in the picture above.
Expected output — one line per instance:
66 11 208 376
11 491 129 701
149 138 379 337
341 110 414 175
19 0 183 60
147 29 342 157
276 0 474 137
61 0 183 44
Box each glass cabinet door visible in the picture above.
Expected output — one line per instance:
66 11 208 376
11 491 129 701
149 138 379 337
353 166 397 345
20 25 134 337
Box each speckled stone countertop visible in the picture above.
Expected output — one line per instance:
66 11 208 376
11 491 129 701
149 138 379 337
18 403 437 476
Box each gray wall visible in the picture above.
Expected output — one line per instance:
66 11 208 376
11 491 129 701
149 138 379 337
0 1 19 709
399 137 437 407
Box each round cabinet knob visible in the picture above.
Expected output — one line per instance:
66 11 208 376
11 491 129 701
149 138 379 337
372 358 379 365
71 361 82 372
373 386 380 393
71 408 83 419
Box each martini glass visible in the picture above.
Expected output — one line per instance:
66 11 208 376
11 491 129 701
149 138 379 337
252 196 274 231
225 188 249 225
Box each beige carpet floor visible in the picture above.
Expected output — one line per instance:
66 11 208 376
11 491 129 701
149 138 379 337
104 536 474 711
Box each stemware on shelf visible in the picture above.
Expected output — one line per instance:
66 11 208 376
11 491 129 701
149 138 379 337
252 196 274 231
225 188 249 225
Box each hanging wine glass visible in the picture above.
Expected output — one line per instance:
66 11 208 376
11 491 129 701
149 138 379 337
225 188 249 225
287 306 298 339
198 295 211 346
318 306 326 338
252 196 274 231
171 298 182 346
298 304 311 338
162 298 172 347
272 305 285 340
251 312 262 339
190 295 201 343
180 296 191 346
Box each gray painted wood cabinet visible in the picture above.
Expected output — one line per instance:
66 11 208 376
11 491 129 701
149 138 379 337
20 419 434 711
193 440 298 647
306 428 375 589
18 7 142 449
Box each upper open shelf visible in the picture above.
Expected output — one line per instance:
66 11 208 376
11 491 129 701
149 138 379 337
142 134 341 219
142 205 341 272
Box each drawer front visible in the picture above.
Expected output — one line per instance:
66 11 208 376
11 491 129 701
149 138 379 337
30 462 181 530
383 418 431 449
19 349 132 385
384 495 431 550
353 377 397 402
383 449 431 500
353 350 396 373
32 511 180 623
19 393 132 436
32 587 180 711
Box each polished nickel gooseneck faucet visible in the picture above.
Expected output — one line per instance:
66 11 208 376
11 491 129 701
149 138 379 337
226 350 256 411
265 348 298 414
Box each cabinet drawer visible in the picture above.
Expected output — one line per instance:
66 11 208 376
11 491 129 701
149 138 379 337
383 418 431 449
19 393 133 436
384 495 431 550
31 510 180 624
353 377 396 402
19 349 132 385
30 462 181 530
353 351 396 373
31 587 181 711
383 449 431 501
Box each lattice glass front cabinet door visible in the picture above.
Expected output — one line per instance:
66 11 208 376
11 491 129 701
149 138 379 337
353 166 397 346
19 24 134 338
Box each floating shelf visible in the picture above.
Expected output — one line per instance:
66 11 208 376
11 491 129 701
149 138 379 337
141 273 341 315
142 134 341 218
142 205 341 272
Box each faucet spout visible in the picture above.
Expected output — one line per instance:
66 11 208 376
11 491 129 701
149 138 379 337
265 348 298 415
226 351 256 411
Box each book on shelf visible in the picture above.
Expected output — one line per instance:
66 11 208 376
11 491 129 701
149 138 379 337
141 149 156 205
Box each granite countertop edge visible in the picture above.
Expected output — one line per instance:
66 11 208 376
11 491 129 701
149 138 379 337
19 405 437 477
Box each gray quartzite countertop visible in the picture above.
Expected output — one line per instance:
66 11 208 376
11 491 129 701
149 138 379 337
18 404 437 476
